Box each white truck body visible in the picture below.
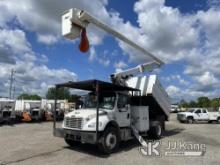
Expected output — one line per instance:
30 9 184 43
0 99 15 123
55 8 170 153
177 108 220 123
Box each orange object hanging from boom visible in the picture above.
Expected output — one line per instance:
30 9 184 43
79 28 89 52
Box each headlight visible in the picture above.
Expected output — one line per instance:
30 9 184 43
88 121 102 128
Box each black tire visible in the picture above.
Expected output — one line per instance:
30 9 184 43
98 127 120 154
217 118 220 124
187 117 194 124
64 138 80 147
148 122 162 139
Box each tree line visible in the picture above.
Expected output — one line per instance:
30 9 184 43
17 87 82 106
179 97 220 110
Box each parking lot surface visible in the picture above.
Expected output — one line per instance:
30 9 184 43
0 114 220 165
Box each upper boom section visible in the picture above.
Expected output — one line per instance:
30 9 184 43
62 8 164 65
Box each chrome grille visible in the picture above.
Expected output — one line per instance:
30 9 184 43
64 117 83 129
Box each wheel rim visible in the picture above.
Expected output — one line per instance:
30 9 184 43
157 125 161 136
188 119 193 123
105 133 117 150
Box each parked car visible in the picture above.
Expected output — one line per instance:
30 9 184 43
177 108 220 123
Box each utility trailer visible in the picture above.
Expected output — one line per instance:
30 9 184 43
53 8 170 154
0 99 15 124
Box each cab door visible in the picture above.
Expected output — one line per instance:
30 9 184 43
194 109 202 120
201 109 209 121
115 94 130 127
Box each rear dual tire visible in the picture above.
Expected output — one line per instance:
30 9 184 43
148 122 163 139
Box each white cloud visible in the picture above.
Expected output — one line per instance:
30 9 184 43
0 28 77 97
37 34 58 45
166 85 181 97
98 58 110 67
114 61 128 73
114 61 127 69
89 47 97 62
195 71 219 86
88 47 110 67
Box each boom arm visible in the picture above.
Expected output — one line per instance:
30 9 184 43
110 61 159 85
62 8 163 65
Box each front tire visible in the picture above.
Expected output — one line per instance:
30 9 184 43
187 117 194 124
98 127 120 154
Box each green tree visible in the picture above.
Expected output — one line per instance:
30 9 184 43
210 98 220 111
189 100 197 108
179 99 189 108
17 93 41 100
46 87 70 100
197 97 210 108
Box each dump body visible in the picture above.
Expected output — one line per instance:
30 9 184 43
127 75 170 120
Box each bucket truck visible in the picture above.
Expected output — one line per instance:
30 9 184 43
53 8 170 154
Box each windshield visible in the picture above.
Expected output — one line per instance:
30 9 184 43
83 92 116 110
188 109 194 113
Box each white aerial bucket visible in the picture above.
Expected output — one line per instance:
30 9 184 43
62 8 88 40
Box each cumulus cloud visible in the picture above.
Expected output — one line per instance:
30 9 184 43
114 61 128 73
88 47 110 67
0 28 77 97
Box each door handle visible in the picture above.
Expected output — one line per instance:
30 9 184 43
127 113 130 119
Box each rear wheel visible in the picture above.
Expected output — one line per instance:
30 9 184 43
64 138 80 147
217 118 220 124
148 122 162 139
98 127 120 154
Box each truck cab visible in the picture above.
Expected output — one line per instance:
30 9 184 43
63 92 130 132
62 91 134 153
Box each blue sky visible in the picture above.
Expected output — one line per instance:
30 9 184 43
0 0 220 102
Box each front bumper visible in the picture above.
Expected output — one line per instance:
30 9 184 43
177 114 186 121
54 128 97 144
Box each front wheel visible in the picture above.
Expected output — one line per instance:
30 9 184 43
187 117 194 124
98 127 120 154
